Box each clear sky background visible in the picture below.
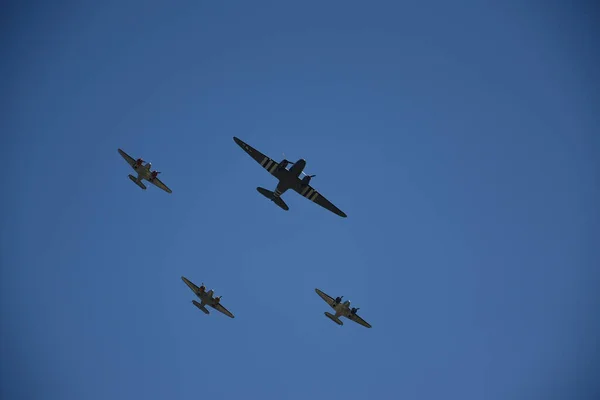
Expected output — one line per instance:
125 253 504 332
1 1 598 399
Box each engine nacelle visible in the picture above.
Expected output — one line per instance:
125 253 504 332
199 285 205 293
334 296 342 304
214 296 221 304
301 175 312 185
351 307 359 315
150 171 160 180
279 159 290 170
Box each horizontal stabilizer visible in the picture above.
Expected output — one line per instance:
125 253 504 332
192 300 210 314
324 312 343 326
128 174 147 190
256 187 289 211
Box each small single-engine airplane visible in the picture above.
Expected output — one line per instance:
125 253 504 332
181 276 235 318
117 148 172 193
232 137 347 217
315 288 371 328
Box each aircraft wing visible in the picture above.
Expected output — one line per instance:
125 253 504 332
118 148 137 169
233 137 283 178
149 177 172 194
347 312 372 328
293 183 347 218
181 276 200 294
315 288 336 309
209 302 235 318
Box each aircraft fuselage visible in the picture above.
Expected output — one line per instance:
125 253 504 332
196 289 216 306
133 163 153 180
333 300 351 317
273 158 307 196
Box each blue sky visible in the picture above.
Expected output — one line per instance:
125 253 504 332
1 1 598 399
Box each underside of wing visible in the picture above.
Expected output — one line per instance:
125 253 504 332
348 313 372 328
233 137 283 178
118 148 136 168
315 288 336 308
181 276 199 294
149 177 172 193
209 303 235 318
294 183 347 218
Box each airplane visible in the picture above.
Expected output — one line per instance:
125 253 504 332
117 148 172 193
315 288 371 328
181 276 235 318
232 137 347 217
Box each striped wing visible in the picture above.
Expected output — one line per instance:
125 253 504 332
233 137 284 178
293 183 347 218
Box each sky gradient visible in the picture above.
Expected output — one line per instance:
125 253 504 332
2 1 599 399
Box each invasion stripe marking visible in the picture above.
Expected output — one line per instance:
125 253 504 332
265 160 273 170
309 191 319 201
301 186 310 196
260 157 269 166
268 163 278 173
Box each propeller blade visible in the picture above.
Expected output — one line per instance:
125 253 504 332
301 171 316 178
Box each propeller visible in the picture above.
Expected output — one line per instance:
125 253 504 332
301 171 316 178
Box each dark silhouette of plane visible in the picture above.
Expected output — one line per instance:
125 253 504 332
233 137 347 217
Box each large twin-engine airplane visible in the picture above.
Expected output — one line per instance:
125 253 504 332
118 148 172 193
315 288 372 328
233 137 347 217
181 276 235 318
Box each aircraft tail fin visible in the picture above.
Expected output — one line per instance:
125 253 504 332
324 312 343 326
256 187 289 211
192 300 210 314
128 174 147 190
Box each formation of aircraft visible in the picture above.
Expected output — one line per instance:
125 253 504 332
117 139 371 328
118 148 172 193
232 137 347 218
